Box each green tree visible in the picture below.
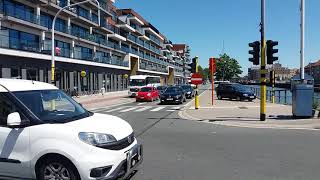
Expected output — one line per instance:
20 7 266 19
215 53 242 81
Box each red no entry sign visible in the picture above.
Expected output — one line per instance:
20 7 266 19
191 73 203 85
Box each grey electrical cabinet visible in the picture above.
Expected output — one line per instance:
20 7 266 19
291 75 314 117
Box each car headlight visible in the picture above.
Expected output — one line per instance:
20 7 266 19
176 95 182 98
243 94 248 97
79 132 117 146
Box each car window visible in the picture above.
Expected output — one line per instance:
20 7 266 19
14 90 89 123
140 87 152 92
0 93 24 126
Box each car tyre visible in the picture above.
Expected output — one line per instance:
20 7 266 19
183 97 187 102
37 157 80 180
236 96 241 101
217 95 222 100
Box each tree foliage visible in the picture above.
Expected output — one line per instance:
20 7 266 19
215 53 242 81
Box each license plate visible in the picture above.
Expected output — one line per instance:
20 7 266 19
167 98 173 100
250 96 254 99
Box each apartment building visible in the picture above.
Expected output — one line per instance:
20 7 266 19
305 60 320 84
0 0 190 93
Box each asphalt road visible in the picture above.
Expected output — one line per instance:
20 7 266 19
91 85 320 180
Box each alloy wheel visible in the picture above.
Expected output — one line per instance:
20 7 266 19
44 162 71 180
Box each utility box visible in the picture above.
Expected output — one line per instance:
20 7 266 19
291 75 314 117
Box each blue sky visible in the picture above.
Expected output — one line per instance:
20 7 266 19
115 0 320 75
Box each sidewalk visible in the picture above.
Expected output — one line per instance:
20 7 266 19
179 89 320 130
73 90 134 110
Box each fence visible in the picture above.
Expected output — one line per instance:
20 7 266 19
250 86 320 105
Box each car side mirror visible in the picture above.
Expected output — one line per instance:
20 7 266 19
7 112 22 127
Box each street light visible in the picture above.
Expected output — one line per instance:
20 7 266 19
51 0 101 85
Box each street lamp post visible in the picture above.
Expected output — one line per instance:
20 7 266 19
51 0 101 85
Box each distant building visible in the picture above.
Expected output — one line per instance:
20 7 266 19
305 60 320 84
248 66 260 83
248 63 298 83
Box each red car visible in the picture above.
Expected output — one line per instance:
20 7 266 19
136 86 159 102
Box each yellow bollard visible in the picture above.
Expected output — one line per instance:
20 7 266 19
195 86 199 109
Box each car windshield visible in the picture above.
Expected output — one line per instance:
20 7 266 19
165 87 182 93
157 86 167 90
130 79 146 86
181 85 192 91
13 90 91 123
140 87 152 92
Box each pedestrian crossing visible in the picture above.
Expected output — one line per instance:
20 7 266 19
90 105 183 113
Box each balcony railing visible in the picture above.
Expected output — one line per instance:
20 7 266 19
0 33 129 67
1 4 39 24
101 21 120 34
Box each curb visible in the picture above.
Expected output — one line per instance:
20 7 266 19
178 107 320 131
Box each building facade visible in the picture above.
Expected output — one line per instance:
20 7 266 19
305 60 320 84
0 0 190 94
248 63 298 83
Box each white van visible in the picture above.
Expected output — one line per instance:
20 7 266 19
0 79 142 180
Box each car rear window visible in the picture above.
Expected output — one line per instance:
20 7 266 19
140 87 152 92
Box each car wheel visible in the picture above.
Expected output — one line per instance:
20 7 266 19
37 157 79 180
236 96 241 101
249 99 253 102
183 97 187 102
217 95 222 100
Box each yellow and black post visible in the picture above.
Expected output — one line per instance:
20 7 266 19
271 70 275 103
195 56 199 109
260 0 267 121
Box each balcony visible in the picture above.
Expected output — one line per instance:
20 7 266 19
93 56 128 67
139 35 150 41
147 34 161 46
0 31 129 67
117 20 135 32
130 24 144 36
39 0 77 17
128 14 144 26
86 0 112 16
143 27 164 41
164 40 173 48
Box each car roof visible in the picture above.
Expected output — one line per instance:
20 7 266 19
0 78 58 92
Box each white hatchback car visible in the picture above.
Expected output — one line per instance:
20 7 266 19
0 79 142 180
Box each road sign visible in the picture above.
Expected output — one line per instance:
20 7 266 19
209 58 216 73
80 70 87 77
191 73 203 85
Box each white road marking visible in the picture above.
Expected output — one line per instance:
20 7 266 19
134 106 153 112
138 102 147 105
150 106 166 112
105 106 130 112
119 106 140 112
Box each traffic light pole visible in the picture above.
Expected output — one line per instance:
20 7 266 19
260 0 267 121
195 56 199 110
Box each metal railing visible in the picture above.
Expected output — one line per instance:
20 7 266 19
0 32 129 67
249 87 292 105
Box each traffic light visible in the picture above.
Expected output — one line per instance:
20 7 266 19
266 40 278 64
248 41 260 65
190 57 197 73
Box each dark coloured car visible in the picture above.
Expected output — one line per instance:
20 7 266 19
216 83 256 101
160 86 186 104
157 86 167 95
180 84 194 99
